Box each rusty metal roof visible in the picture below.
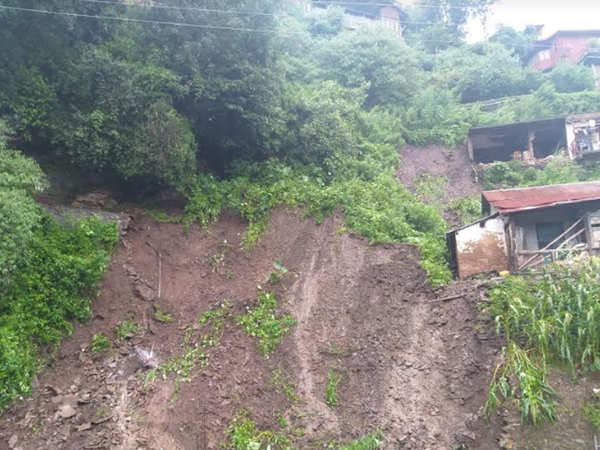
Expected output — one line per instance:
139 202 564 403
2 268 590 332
483 181 600 214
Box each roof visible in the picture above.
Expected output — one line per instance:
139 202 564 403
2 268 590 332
534 30 600 47
312 1 406 19
446 213 498 236
482 181 600 215
469 116 564 136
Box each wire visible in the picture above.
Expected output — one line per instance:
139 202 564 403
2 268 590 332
60 0 569 36
0 4 299 34
0 2 583 50
72 0 284 17
68 0 469 27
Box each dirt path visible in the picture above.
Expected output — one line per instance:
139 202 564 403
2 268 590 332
0 208 501 449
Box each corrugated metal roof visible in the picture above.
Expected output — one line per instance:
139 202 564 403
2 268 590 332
483 181 600 214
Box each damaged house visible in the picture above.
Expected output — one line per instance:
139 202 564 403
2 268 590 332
447 181 600 278
467 111 600 164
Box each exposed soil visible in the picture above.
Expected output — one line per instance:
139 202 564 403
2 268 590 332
0 208 503 449
397 145 480 201
397 145 481 226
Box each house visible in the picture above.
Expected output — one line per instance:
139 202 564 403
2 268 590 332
309 1 405 35
528 30 600 71
467 112 600 164
447 181 600 278
527 30 600 87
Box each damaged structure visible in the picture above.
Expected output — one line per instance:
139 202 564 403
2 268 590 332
447 181 600 278
467 112 600 164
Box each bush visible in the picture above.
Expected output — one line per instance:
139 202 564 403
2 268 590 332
0 216 118 409
550 61 596 93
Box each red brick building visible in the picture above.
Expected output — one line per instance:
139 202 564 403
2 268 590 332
528 30 600 71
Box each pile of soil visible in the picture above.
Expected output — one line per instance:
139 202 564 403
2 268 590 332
0 208 502 449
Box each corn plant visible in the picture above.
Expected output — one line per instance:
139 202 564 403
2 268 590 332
486 259 600 423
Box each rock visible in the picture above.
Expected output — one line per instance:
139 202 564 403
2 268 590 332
57 404 77 419
8 434 18 449
72 191 110 209
134 283 155 302
77 422 92 432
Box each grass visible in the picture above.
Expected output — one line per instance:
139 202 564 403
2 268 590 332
270 369 298 403
153 304 174 323
269 260 289 284
326 431 383 449
325 371 341 407
145 345 208 398
228 412 292 450
235 291 296 356
484 259 600 424
91 333 110 352
115 319 143 340
583 396 600 430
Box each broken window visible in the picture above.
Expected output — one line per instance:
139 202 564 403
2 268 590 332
535 222 564 249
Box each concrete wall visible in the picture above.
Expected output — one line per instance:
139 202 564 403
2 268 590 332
455 216 508 278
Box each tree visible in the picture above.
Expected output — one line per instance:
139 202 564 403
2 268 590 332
490 24 542 63
315 27 423 107
549 61 596 93
405 0 497 52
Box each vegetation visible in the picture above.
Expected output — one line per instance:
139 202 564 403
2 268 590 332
325 371 342 407
115 319 143 341
583 396 600 430
227 412 292 450
479 158 600 190
236 291 296 356
447 196 481 226
485 260 600 424
91 333 111 353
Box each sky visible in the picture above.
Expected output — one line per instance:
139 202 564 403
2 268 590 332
466 0 600 43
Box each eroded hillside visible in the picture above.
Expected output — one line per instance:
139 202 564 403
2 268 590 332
0 208 501 449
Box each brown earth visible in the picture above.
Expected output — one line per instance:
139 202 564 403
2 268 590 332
397 145 481 227
397 145 480 201
0 208 503 449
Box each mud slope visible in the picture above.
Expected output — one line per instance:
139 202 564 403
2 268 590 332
0 208 499 449
397 145 480 200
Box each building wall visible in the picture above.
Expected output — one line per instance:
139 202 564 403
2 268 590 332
455 217 508 278
566 113 600 157
530 36 599 71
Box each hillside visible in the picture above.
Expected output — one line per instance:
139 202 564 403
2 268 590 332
0 205 502 449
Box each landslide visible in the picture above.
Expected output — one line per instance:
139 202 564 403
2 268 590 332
0 206 500 449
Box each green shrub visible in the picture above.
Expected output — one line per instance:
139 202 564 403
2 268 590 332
447 196 481 226
325 371 341 407
228 412 292 450
115 319 143 340
91 333 110 352
0 216 117 409
236 291 296 356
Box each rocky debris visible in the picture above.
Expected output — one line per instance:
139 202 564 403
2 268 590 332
71 191 111 209
56 404 77 420
134 282 156 302
8 434 18 449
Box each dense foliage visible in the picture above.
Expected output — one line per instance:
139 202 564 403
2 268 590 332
485 261 600 424
480 157 600 190
0 125 118 409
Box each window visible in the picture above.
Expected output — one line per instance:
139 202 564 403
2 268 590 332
536 222 564 249
538 50 551 61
